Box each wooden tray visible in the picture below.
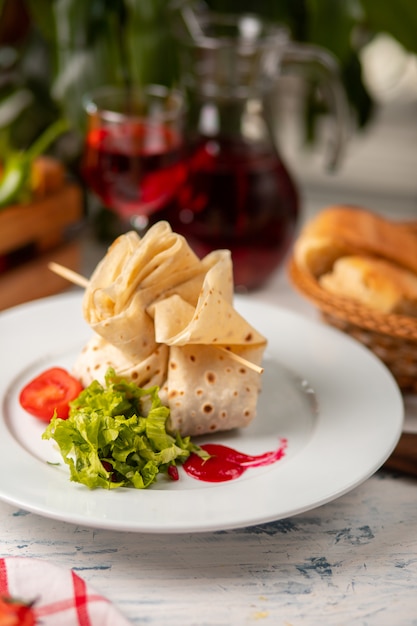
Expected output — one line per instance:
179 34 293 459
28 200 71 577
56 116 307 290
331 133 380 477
0 182 84 310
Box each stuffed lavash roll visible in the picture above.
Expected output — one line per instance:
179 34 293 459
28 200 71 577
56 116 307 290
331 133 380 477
73 221 267 436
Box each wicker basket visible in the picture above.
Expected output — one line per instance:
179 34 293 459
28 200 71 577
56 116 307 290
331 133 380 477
288 255 417 393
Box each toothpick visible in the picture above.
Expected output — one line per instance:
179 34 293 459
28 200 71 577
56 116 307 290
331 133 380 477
48 262 89 288
218 347 264 374
48 262 264 375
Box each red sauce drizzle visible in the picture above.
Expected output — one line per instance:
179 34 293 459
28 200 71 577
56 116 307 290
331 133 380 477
183 439 288 483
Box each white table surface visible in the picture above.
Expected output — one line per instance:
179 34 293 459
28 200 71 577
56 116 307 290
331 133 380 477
2 98 417 625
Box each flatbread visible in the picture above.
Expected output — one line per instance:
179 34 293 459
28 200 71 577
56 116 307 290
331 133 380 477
73 222 267 436
82 222 207 361
160 344 265 435
73 333 168 390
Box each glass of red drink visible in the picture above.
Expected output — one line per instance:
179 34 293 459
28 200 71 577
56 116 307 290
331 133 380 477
81 84 186 232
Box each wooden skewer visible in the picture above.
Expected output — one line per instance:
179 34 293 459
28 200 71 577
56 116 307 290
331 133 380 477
48 262 89 288
217 347 264 374
48 262 264 374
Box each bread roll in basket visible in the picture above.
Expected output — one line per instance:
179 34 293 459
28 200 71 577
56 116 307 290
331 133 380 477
288 205 417 392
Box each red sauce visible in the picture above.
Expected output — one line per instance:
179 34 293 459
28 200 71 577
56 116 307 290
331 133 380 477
183 439 287 483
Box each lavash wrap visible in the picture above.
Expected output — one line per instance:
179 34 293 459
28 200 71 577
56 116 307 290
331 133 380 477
73 221 267 436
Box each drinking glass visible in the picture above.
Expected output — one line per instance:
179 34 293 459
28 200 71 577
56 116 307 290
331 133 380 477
81 84 186 232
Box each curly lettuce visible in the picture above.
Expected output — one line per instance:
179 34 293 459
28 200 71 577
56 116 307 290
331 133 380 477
42 368 205 489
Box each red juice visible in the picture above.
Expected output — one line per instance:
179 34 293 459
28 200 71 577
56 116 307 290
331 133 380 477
155 136 299 289
82 122 187 219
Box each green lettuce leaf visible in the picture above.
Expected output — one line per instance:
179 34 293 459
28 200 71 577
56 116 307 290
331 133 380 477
42 367 205 489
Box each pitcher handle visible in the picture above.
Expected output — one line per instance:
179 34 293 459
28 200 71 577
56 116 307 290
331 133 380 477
281 43 351 171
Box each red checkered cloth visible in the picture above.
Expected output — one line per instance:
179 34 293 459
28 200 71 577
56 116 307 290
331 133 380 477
0 556 131 625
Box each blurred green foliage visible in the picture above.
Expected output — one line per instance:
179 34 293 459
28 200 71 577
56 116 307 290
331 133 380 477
0 0 416 158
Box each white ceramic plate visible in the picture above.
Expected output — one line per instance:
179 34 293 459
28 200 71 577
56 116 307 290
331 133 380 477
0 292 403 533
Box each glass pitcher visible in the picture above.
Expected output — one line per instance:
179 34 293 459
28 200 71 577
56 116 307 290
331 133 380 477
155 7 349 290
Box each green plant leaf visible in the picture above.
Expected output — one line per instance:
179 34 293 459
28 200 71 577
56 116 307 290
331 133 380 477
306 0 357 63
25 0 56 44
49 0 128 128
360 0 417 54
124 0 179 86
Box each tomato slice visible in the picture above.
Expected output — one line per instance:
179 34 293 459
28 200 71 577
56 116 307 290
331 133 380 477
0 596 37 626
19 367 83 422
